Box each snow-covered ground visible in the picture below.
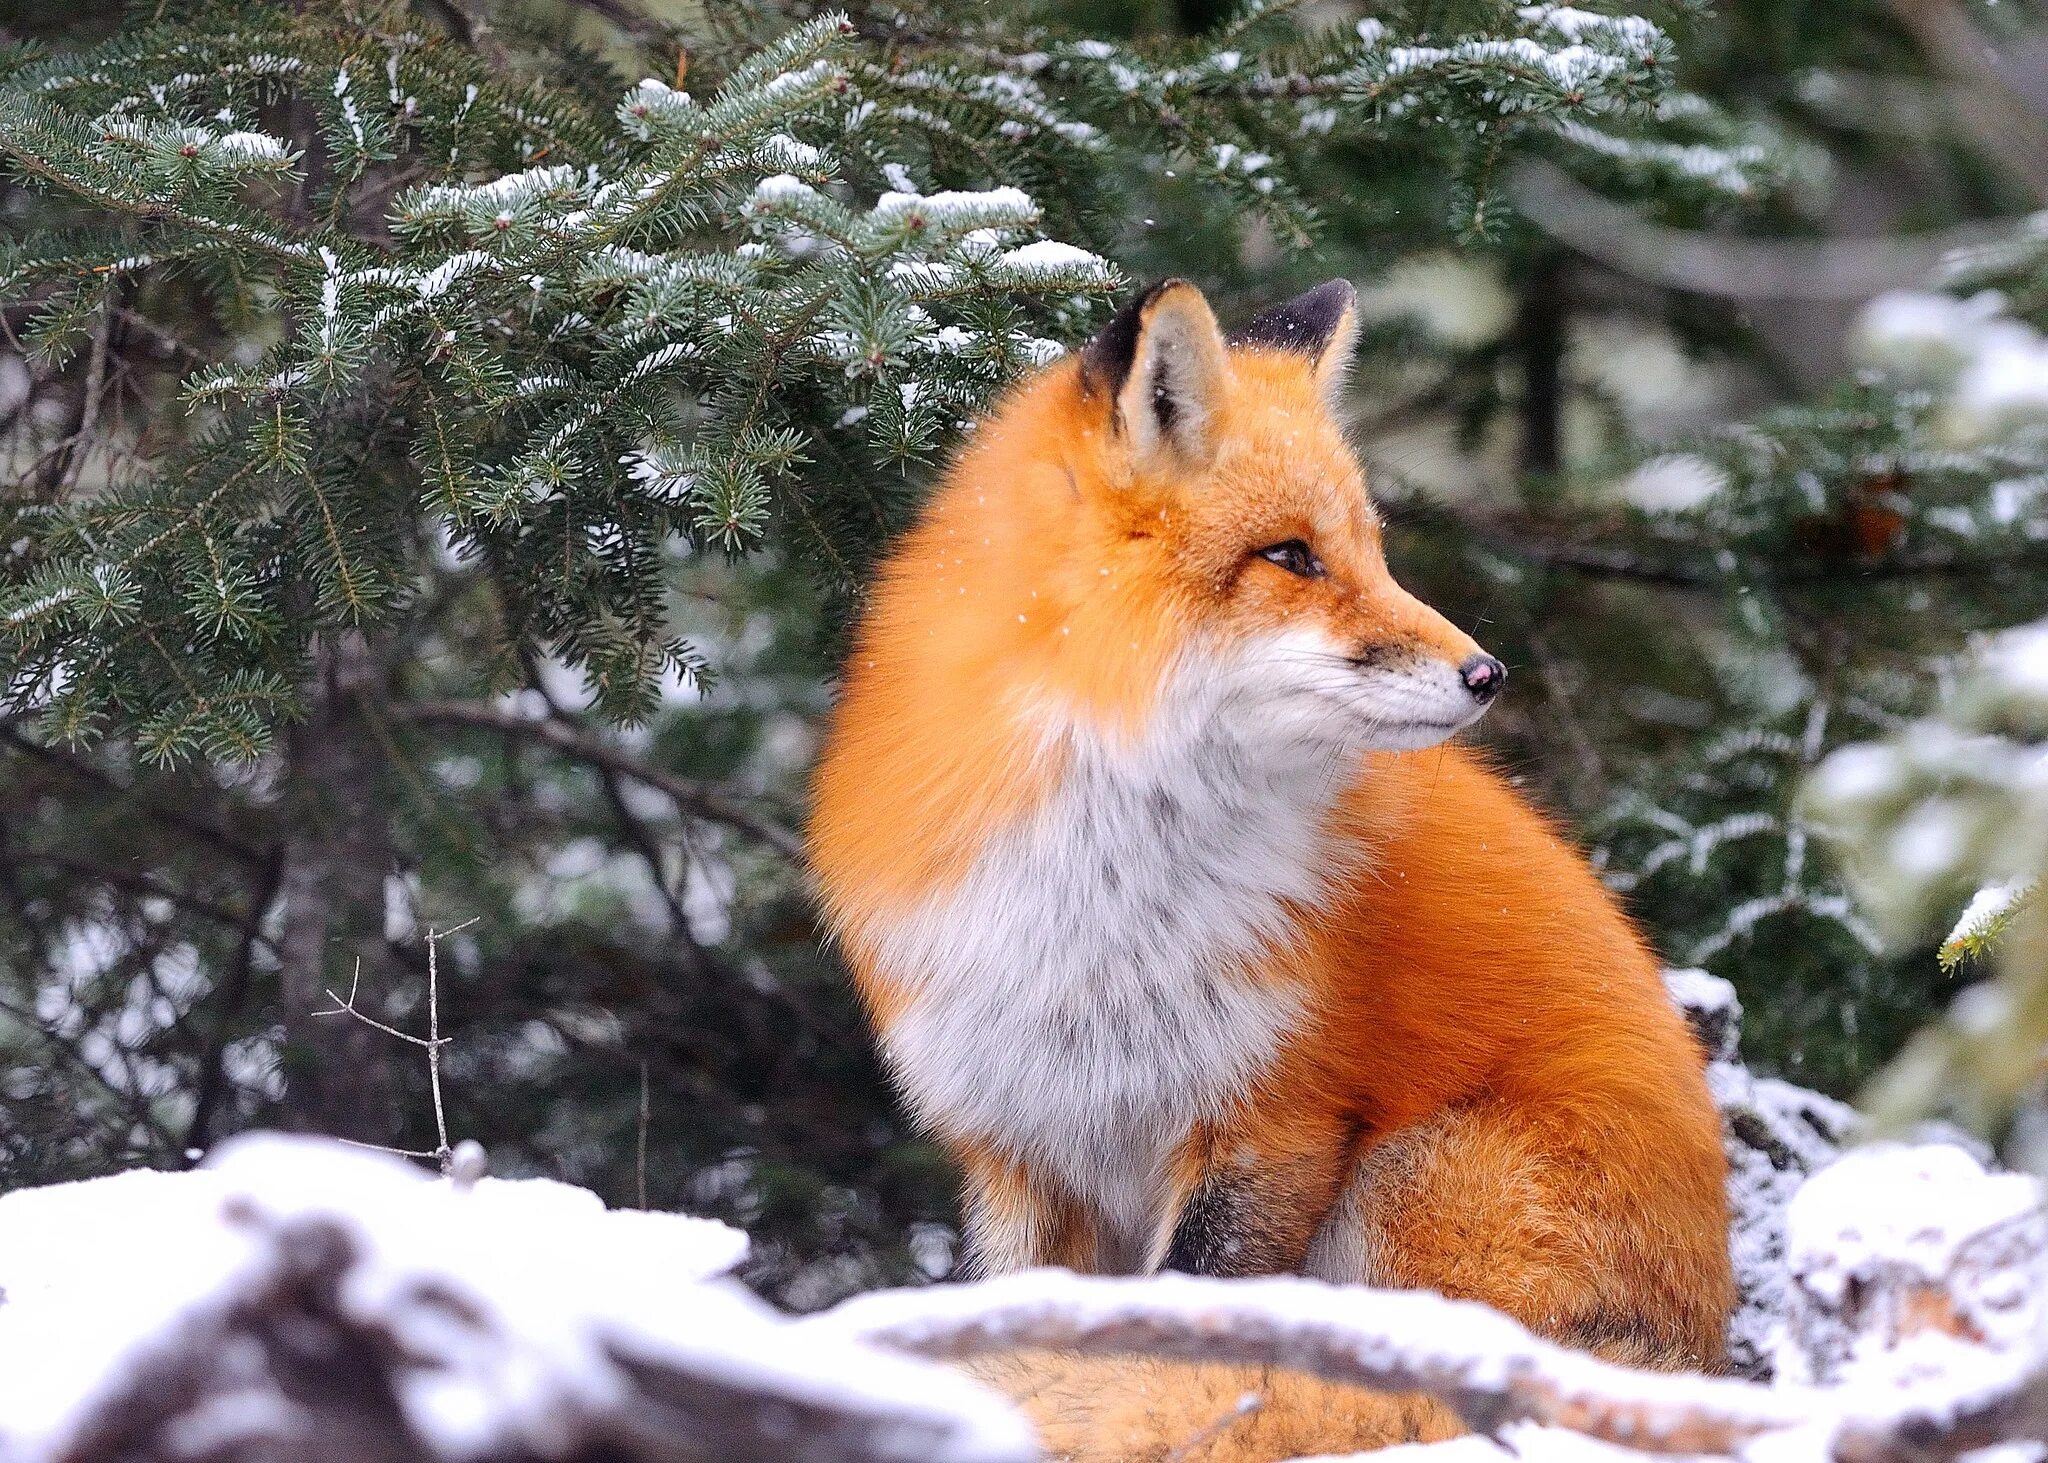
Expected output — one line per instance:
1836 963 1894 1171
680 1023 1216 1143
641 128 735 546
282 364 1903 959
0 977 2038 1463
0 1136 1031 1463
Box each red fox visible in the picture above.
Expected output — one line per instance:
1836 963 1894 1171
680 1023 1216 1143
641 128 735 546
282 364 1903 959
808 279 1733 1460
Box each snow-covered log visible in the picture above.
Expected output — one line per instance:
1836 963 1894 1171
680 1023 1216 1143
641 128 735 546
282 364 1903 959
1 1048 2044 1463
0 1136 1032 1463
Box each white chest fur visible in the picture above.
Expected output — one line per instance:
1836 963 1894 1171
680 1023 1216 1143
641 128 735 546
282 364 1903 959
868 652 1353 1266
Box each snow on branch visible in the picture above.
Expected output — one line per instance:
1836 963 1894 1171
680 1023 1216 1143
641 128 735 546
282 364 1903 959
813 1264 2048 1463
812 1271 1816 1456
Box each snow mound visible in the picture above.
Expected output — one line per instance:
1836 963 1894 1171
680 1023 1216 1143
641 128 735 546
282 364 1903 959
0 1135 1030 1463
1781 1142 2045 1387
1665 968 1859 1378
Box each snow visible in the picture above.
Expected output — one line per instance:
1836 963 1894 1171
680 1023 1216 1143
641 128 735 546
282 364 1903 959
408 164 583 222
1517 5 1661 47
1947 880 2033 955
1856 289 2011 383
868 186 1039 232
96 117 292 171
1785 1145 2039 1306
1548 120 1767 195
412 250 491 299
619 77 695 139
212 129 289 163
1806 741 1904 809
1293 1425 1668 1463
1382 38 1634 96
1664 968 1860 1379
1621 453 1729 513
1856 289 2048 441
0 1135 1029 1463
1664 965 1739 1036
1956 325 2048 437
992 240 1113 284
750 172 821 209
1779 1143 2045 1388
1982 619 2048 707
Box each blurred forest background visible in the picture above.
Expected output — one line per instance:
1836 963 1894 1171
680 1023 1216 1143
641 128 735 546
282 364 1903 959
1 0 2044 1306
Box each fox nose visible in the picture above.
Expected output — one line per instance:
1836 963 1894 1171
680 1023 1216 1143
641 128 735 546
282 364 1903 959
1459 654 1506 704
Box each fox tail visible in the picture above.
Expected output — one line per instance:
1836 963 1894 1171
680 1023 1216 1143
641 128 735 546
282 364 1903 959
970 1350 1461 1463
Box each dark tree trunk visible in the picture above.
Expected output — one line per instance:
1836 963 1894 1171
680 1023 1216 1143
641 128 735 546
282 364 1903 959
1516 250 1568 480
275 630 398 1142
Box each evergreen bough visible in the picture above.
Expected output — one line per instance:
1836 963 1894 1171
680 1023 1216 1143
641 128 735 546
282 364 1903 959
0 0 1787 761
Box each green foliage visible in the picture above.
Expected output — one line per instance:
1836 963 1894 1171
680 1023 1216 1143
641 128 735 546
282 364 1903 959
1806 616 2048 1146
1941 883 2036 975
0 5 1126 749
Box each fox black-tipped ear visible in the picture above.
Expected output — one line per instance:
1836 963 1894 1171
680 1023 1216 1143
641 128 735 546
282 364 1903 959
1234 278 1359 402
1081 279 1229 468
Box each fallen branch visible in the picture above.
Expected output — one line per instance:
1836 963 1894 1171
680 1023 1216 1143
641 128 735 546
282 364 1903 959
395 699 804 860
808 1270 2046 1463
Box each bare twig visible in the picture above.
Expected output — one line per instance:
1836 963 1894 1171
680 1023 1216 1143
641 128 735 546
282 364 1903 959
313 918 478 1173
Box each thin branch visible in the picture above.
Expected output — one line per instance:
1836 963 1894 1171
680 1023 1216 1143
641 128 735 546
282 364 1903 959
17 852 263 934
1886 0 2048 203
561 0 666 40
434 0 515 73
0 103 316 266
1409 505 2048 589
311 919 477 1174
39 280 117 496
0 724 266 867
185 846 285 1157
316 958 442 1048
1509 160 2018 301
394 700 804 859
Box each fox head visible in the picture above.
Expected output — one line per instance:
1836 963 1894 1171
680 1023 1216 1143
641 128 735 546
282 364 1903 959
863 278 1501 750
1047 276 1505 751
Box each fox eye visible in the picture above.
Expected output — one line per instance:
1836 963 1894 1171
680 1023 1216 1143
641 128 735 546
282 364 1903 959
1255 539 1324 579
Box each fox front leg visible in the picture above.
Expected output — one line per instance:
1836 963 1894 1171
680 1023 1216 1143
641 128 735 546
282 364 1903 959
956 1144 1099 1277
1153 1116 1358 1278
